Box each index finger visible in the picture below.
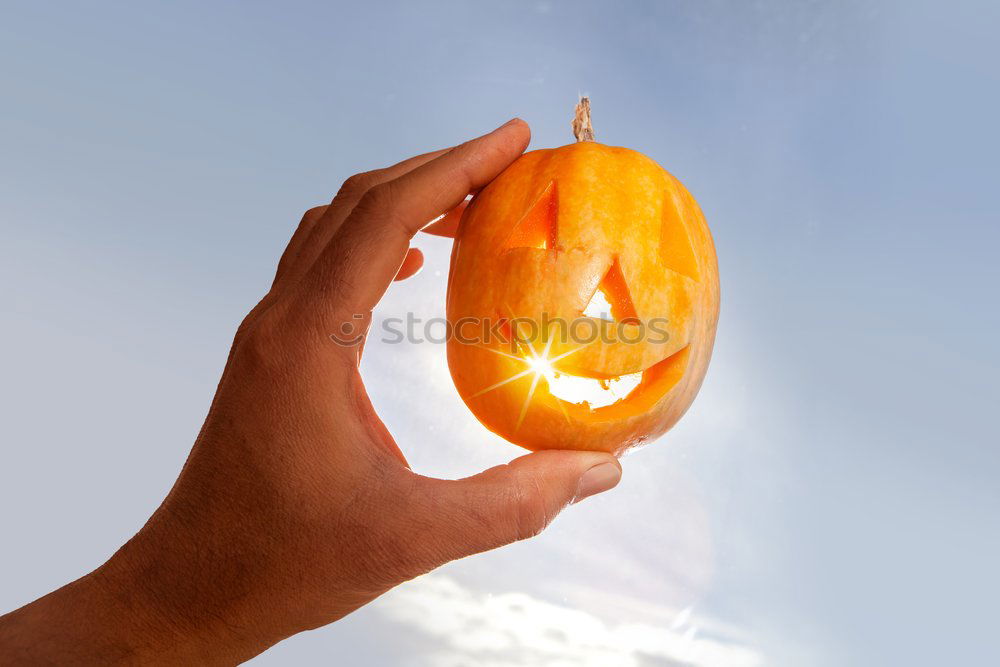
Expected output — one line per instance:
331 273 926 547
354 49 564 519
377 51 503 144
306 118 530 317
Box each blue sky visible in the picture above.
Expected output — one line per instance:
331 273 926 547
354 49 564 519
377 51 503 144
1 1 998 664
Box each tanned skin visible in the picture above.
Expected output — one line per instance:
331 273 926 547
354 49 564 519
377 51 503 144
0 119 622 665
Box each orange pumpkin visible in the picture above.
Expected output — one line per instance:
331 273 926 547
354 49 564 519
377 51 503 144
446 104 719 454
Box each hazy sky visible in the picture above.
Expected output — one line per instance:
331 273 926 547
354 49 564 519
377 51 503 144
1 1 998 665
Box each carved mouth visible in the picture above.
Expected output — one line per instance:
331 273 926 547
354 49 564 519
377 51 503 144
529 345 690 412
539 366 643 409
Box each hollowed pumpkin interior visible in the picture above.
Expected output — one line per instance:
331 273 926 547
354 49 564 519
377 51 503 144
537 345 690 418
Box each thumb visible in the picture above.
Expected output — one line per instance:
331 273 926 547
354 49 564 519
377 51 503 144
407 450 622 564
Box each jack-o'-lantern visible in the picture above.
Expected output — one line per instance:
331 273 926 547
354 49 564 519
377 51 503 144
446 100 719 454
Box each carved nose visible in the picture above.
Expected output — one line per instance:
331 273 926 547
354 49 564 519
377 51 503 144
583 257 638 324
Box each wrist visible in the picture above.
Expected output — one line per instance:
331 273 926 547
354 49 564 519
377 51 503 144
0 562 183 664
0 508 289 665
89 510 274 664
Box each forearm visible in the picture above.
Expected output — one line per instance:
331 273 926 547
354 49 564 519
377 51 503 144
0 522 260 665
0 566 162 664
0 424 393 665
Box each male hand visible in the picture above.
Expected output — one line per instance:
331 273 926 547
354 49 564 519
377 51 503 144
0 118 622 664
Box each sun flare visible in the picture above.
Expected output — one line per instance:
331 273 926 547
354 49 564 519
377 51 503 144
525 355 554 377
472 335 645 430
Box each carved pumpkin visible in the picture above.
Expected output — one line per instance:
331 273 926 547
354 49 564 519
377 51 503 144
446 104 719 454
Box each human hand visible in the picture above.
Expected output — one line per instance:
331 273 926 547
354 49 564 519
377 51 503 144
0 119 622 664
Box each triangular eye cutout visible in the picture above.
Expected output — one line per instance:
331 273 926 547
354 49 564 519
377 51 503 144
503 181 558 250
660 191 701 281
584 258 639 323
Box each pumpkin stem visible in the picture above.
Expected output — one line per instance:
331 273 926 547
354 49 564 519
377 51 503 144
572 97 595 142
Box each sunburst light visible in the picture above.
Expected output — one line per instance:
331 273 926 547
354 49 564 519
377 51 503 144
471 331 642 431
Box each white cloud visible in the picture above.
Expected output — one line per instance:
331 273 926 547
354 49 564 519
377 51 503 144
376 575 763 667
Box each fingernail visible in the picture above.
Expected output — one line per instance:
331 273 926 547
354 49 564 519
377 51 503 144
494 117 521 132
573 461 622 504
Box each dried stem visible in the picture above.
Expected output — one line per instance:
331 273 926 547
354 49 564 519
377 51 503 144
572 97 595 142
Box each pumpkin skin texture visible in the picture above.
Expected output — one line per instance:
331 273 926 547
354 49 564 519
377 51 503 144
446 141 719 455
